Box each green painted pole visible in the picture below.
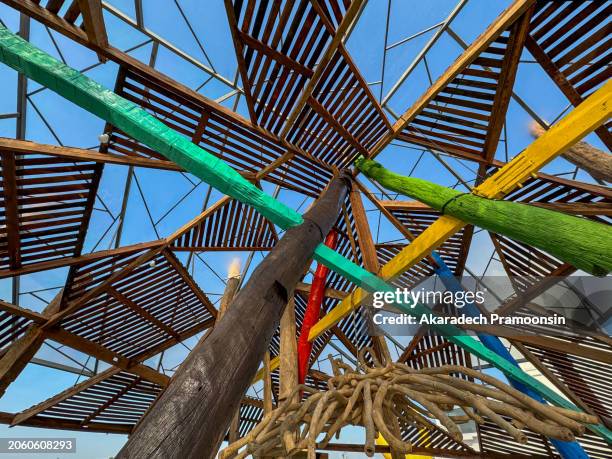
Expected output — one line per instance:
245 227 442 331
356 157 612 276
1 26 609 444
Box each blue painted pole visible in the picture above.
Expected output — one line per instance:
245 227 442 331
430 252 589 458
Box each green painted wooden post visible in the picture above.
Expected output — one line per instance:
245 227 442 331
356 157 612 276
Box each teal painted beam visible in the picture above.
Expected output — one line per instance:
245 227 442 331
1 25 609 444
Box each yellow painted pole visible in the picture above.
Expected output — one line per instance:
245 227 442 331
376 432 432 459
309 78 612 342
252 356 280 384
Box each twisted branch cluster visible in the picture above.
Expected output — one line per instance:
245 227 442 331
220 349 598 458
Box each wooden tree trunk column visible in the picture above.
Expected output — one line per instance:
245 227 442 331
116 173 351 459
218 266 241 444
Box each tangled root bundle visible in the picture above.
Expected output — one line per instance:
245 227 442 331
219 348 598 458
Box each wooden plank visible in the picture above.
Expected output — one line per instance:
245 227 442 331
45 328 169 387
1 151 20 269
482 6 534 161
11 367 122 426
107 287 181 340
0 137 183 171
370 0 536 158
76 0 108 62
280 0 366 138
348 182 392 362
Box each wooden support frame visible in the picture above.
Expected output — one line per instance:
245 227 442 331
11 367 122 427
76 0 108 50
0 137 183 171
310 79 612 341
279 0 367 138
1 0 335 196
370 0 536 158
482 5 534 161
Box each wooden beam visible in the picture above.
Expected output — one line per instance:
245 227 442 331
223 0 258 123
262 351 273 414
310 79 612 340
0 151 20 269
348 182 391 362
217 269 242 443
0 327 46 396
370 0 536 158
115 173 350 459
295 282 347 300
11 367 122 426
307 96 370 157
462 325 612 364
482 6 534 161
0 240 164 279
45 328 170 387
0 295 61 396
279 0 366 138
107 287 181 341
0 137 183 171
76 0 108 50
0 300 46 323
238 31 314 78
279 294 298 404
0 410 133 433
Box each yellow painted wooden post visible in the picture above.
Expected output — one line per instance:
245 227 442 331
252 356 280 384
376 432 432 459
309 78 612 342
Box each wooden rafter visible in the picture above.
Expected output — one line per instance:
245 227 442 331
482 5 534 161
370 0 536 158
76 0 108 50
1 0 335 198
11 367 122 426
280 0 367 138
0 137 182 171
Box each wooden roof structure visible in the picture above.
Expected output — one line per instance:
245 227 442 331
0 0 610 457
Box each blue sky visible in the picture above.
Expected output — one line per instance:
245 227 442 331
0 1 606 457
